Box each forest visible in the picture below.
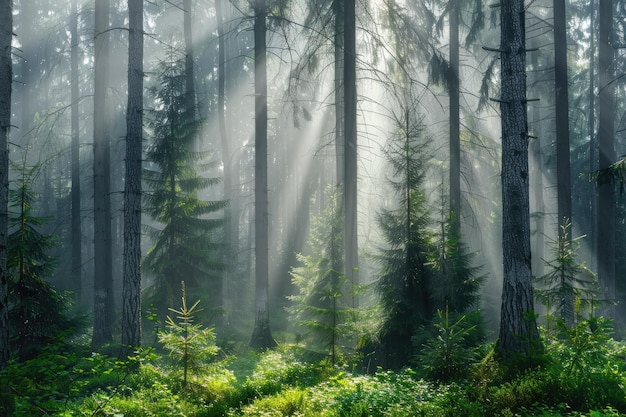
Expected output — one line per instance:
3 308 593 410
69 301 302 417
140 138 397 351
1 0 626 415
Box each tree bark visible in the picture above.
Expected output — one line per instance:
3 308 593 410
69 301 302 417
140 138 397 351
449 0 461 229
553 0 573 324
343 0 358 293
496 0 540 362
71 0 83 303
92 0 114 347
0 0 12 369
183 0 196 119
554 0 572 234
250 0 276 349
121 0 144 354
597 0 615 311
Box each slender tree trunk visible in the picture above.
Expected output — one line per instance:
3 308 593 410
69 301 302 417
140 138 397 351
554 0 572 232
71 0 83 303
183 0 196 119
497 0 540 362
20 0 35 148
92 0 114 347
597 0 615 310
334 0 344 191
553 0 573 324
530 41 544 279
0 0 12 369
250 0 276 349
121 0 143 354
215 0 228 328
343 0 358 293
449 0 461 229
588 0 597 272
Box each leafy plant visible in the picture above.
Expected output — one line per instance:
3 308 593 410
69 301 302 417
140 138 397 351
158 281 219 387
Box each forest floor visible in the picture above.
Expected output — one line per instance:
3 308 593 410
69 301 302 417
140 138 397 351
2 336 626 417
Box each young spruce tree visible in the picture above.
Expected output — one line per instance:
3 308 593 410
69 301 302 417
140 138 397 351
374 104 435 369
288 189 348 364
144 48 227 321
8 162 79 360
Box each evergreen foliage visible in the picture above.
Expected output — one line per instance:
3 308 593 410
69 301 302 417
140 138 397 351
430 205 485 314
158 281 218 387
417 307 479 382
535 219 598 325
143 47 227 319
288 189 352 364
7 161 81 360
373 106 435 369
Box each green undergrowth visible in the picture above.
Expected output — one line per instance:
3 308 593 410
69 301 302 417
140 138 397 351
1 340 626 416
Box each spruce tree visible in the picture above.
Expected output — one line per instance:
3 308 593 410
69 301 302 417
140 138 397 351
8 162 79 360
144 49 227 321
288 189 347 364
374 103 435 369
535 219 598 326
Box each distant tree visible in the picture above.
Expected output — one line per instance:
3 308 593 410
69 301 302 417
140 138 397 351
596 0 616 315
70 0 82 303
7 162 80 360
0 0 11 369
250 0 276 349
143 49 226 321
121 0 144 354
343 0 358 290
92 0 115 347
374 100 434 369
289 189 346 364
183 0 196 119
496 0 541 363
554 0 572 239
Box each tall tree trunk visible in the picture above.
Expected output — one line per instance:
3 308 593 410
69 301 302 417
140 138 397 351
554 0 572 233
343 0 358 292
20 0 35 148
215 0 228 328
0 0 12 369
496 0 540 362
71 0 83 303
449 0 461 229
250 0 276 349
334 0 344 191
121 0 143 354
92 0 114 347
597 0 615 310
553 0 573 323
183 0 196 119
588 0 597 272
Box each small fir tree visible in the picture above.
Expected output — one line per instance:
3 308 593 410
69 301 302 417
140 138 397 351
144 48 227 320
8 161 80 360
430 195 485 314
158 281 218 387
535 219 598 326
288 189 352 364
